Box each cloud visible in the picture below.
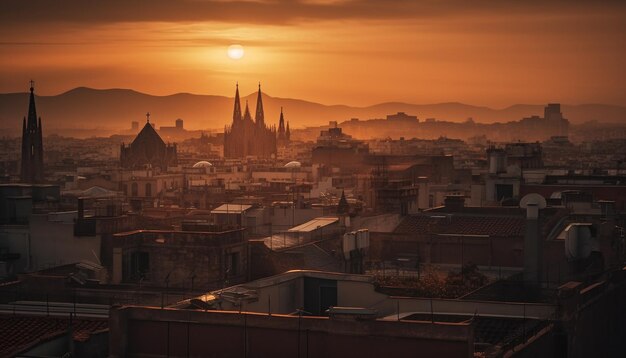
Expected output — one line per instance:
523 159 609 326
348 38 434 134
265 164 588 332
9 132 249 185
1 0 624 26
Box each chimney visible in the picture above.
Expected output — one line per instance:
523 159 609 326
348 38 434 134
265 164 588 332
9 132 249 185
523 203 542 284
444 195 465 212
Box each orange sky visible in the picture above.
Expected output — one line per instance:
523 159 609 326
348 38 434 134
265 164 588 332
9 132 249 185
1 0 625 107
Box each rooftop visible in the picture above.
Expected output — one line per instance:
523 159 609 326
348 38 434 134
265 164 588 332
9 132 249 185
287 217 339 232
210 203 253 214
394 214 526 237
0 315 107 357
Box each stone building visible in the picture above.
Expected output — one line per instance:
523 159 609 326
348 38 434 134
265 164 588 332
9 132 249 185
120 114 177 170
106 228 248 290
224 84 277 158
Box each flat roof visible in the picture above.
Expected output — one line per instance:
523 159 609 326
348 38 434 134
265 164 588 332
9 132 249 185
210 204 253 214
288 217 339 232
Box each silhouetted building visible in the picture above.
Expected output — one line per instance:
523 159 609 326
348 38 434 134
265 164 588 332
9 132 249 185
312 123 369 169
20 82 44 183
120 113 177 170
277 107 291 146
159 118 185 137
386 112 418 122
337 190 349 214
224 84 277 158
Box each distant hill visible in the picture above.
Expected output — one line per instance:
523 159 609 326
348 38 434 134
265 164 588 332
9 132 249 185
0 87 624 137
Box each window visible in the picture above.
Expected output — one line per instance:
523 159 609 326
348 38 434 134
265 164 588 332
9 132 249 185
227 252 240 277
496 184 513 201
145 183 152 197
131 182 138 197
128 251 149 281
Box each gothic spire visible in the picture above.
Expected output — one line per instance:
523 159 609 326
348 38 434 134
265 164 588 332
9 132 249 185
233 82 242 122
21 80 44 183
243 100 252 121
27 80 38 130
337 190 349 215
286 121 291 140
255 82 265 126
278 107 285 140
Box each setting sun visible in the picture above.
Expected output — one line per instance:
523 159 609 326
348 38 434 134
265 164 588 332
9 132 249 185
227 44 244 60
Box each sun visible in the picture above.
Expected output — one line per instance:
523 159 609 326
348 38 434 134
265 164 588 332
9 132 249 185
227 44 244 60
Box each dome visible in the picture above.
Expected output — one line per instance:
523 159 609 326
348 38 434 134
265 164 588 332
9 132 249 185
284 161 301 168
193 161 213 168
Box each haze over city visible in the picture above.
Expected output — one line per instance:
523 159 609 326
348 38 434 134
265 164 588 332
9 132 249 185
2 0 626 108
1 1 626 357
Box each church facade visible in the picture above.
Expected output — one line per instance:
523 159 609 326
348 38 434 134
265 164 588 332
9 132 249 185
120 114 177 171
20 82 44 183
224 84 286 159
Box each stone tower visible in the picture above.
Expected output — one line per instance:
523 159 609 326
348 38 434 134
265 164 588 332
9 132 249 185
20 81 44 183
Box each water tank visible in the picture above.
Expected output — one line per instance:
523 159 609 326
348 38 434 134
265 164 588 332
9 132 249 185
488 149 506 174
343 232 356 259
356 229 370 249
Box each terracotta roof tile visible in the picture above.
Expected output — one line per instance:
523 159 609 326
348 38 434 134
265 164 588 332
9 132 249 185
394 215 526 237
0 315 108 357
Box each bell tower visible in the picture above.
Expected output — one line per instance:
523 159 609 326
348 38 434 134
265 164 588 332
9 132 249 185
20 81 44 183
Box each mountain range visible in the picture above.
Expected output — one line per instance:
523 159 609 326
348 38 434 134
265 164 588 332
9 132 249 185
0 87 625 137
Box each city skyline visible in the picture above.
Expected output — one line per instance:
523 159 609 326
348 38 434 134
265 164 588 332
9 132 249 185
1 2 626 356
1 0 626 107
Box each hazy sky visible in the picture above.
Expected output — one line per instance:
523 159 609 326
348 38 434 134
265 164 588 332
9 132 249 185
1 0 625 107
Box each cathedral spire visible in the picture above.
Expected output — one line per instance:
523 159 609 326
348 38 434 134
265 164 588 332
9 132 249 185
286 121 291 140
277 107 285 140
255 82 265 127
233 82 242 122
27 80 38 130
243 100 252 121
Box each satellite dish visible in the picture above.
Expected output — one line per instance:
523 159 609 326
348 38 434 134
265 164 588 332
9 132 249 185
520 193 547 209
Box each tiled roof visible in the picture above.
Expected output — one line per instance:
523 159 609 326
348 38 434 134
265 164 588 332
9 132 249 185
394 215 527 237
0 315 107 357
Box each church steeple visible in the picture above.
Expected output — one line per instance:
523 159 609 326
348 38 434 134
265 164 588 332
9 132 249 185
27 80 38 130
21 80 44 183
243 100 252 121
286 121 291 141
233 82 242 122
337 190 349 215
255 82 265 127
277 107 286 140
